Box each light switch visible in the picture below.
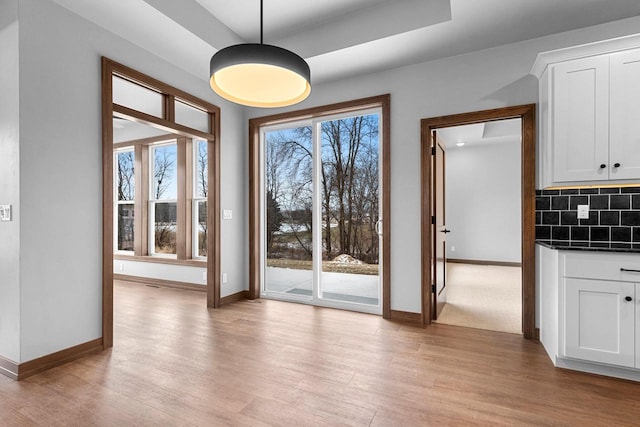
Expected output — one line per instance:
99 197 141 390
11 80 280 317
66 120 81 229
577 204 589 219
223 209 233 220
0 205 11 222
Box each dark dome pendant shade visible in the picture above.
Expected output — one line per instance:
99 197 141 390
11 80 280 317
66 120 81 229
209 0 311 108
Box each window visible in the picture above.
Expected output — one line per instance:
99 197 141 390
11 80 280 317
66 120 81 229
112 75 163 117
115 148 135 252
149 142 178 256
112 136 209 261
194 140 208 258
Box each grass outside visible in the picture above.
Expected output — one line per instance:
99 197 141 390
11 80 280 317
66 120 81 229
267 258 378 275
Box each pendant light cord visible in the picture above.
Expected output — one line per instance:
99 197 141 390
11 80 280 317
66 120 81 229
260 0 263 44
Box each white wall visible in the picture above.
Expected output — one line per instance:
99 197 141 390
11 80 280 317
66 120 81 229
0 0 21 363
16 0 247 362
219 113 248 299
115 260 206 286
9 1 640 364
445 139 521 263
247 15 640 314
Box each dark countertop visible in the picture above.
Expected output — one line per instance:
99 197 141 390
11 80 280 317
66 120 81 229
536 240 640 254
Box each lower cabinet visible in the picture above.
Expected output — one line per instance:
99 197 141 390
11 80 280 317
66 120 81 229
537 245 640 380
564 278 637 368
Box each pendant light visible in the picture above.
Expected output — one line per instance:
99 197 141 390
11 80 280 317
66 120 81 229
209 0 311 108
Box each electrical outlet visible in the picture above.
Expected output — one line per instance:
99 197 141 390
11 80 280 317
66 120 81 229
119 263 124 271
577 205 590 219
451 246 456 252
0 205 12 222
202 271 207 281
223 209 233 220
222 273 228 283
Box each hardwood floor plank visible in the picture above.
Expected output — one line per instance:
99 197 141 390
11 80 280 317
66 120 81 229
2 280 640 426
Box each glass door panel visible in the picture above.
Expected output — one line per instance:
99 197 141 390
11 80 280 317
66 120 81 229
261 110 382 313
318 114 381 306
263 124 314 298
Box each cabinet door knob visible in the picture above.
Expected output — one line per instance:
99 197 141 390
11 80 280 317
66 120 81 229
614 162 621 168
600 164 606 169
625 296 633 302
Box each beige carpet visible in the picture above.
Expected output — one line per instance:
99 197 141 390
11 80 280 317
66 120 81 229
435 263 522 334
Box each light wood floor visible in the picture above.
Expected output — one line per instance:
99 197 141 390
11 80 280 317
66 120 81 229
1 281 639 426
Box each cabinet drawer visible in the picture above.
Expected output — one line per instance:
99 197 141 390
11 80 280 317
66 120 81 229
562 252 640 281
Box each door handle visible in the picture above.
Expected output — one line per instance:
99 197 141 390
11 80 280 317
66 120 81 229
621 268 640 273
375 219 383 235
441 229 451 234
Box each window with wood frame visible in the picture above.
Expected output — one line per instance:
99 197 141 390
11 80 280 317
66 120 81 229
193 139 208 259
113 136 207 261
107 64 219 266
115 147 135 252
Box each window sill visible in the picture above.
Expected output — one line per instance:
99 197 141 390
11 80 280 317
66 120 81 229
113 254 207 268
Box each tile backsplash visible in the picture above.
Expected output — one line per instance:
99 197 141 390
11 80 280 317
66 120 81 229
535 186 640 249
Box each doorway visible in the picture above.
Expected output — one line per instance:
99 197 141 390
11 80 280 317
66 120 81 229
420 105 536 339
101 58 221 348
260 111 382 314
249 95 391 317
432 119 523 334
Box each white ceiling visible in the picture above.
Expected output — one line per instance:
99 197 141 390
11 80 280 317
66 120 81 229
437 118 521 149
52 0 640 86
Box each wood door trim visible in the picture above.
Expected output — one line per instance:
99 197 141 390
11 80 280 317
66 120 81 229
220 290 251 306
207 110 222 309
420 104 537 339
102 57 221 349
248 94 391 318
102 58 115 348
113 104 215 141
389 309 422 325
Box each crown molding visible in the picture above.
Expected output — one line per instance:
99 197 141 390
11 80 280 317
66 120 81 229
531 33 640 78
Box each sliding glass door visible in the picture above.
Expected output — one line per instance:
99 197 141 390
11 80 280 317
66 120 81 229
261 109 382 314
263 122 314 297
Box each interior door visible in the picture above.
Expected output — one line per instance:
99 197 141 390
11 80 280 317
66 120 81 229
432 130 448 319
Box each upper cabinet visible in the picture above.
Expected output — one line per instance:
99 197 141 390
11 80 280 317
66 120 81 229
532 35 640 188
610 49 640 180
552 56 609 183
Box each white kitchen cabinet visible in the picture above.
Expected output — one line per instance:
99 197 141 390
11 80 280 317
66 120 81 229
536 245 640 381
564 278 635 367
552 56 609 183
531 35 640 187
610 48 640 180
